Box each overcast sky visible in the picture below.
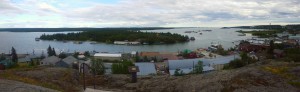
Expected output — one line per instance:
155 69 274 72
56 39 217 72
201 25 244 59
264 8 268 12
0 0 300 28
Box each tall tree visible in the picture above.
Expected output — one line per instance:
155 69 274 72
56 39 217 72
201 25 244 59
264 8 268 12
194 61 203 74
47 45 52 56
52 48 57 56
11 47 18 63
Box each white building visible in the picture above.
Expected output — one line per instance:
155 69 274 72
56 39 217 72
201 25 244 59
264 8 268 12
94 53 122 61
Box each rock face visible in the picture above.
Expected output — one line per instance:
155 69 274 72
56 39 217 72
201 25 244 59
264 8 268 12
0 79 58 92
95 62 300 92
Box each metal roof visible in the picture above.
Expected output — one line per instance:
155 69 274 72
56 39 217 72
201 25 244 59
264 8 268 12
94 53 122 57
135 63 157 76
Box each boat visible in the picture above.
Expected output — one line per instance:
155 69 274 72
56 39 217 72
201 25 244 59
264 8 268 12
202 30 212 32
190 37 195 41
184 31 192 33
238 33 246 36
35 38 40 41
199 33 202 35
73 41 83 44
90 42 97 44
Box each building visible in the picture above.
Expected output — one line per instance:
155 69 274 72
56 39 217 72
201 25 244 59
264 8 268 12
114 41 140 45
62 56 78 67
139 52 161 61
135 63 157 75
168 59 213 75
40 56 61 66
94 53 122 61
168 55 239 75
55 61 69 68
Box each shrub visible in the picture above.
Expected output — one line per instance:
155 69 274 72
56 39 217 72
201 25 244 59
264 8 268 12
174 69 184 76
112 61 134 74
91 59 105 75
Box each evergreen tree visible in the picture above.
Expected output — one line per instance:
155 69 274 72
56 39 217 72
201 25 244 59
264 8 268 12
194 61 203 74
47 45 52 56
11 47 18 63
40 51 45 59
0 54 6 61
52 48 57 56
58 53 67 59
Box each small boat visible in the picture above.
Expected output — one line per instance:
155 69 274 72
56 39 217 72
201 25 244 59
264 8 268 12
184 31 192 33
90 42 97 44
202 30 212 32
190 37 195 41
35 38 40 41
199 33 202 35
238 33 246 36
73 41 83 44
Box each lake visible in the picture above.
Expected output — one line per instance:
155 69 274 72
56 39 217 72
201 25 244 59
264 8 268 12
0 27 254 55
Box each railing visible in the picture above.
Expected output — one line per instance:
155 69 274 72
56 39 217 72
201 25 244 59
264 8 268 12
79 63 96 90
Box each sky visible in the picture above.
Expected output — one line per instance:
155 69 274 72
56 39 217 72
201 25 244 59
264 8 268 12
0 0 300 28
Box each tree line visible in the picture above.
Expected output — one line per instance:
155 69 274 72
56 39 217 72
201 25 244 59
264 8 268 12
40 30 189 45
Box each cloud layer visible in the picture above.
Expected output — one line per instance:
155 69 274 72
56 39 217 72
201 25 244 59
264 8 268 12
0 0 300 28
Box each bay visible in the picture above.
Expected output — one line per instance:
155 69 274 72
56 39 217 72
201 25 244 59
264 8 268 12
0 27 254 55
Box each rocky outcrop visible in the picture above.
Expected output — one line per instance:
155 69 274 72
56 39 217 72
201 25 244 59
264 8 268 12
0 79 58 92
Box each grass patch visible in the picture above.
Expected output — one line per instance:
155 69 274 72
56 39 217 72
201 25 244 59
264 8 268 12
0 68 63 91
262 66 297 79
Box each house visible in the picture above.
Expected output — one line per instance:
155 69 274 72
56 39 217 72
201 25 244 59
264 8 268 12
238 43 266 52
104 63 112 74
131 51 137 57
62 56 78 67
139 52 161 61
94 53 122 61
160 54 179 60
168 59 213 75
55 61 69 68
168 55 239 75
135 63 157 75
40 56 61 66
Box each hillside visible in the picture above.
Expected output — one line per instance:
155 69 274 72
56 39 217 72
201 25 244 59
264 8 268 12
90 60 300 92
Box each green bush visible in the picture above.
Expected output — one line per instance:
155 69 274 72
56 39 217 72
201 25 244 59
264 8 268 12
174 69 184 76
112 61 134 74
91 59 105 75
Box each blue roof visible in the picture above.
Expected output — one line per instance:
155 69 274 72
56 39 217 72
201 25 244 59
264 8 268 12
168 55 239 75
135 63 156 76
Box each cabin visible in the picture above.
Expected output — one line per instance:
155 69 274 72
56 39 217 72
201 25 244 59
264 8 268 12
94 53 122 61
40 56 61 66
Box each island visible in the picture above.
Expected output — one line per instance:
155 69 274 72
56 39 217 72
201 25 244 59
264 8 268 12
39 30 190 45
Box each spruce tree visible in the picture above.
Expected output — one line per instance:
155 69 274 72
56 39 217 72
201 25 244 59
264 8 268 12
47 45 52 56
52 48 57 56
11 47 18 63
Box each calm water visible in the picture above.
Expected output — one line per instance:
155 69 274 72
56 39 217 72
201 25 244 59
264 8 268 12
0 28 254 54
